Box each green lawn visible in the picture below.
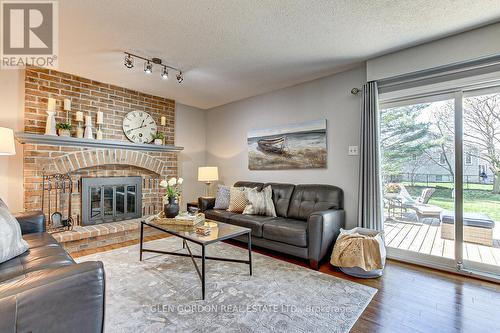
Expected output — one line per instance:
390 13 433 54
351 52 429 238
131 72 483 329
404 184 500 222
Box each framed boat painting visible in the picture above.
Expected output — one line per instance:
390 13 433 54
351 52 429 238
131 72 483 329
247 119 327 170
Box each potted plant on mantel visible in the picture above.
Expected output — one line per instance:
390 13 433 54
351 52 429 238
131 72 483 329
160 177 184 218
152 132 165 145
56 122 72 137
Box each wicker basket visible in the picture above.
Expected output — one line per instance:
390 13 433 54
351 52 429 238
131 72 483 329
441 223 493 247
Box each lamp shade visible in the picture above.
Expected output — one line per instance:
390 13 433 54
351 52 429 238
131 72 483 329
198 166 219 182
0 127 16 155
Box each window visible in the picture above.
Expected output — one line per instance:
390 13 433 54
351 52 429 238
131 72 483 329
439 153 446 165
465 152 472 165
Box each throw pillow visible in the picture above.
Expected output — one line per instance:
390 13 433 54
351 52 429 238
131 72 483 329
214 185 231 209
227 187 248 213
243 185 277 217
0 199 29 264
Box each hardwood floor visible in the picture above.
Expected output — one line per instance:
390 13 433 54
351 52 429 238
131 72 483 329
72 237 500 333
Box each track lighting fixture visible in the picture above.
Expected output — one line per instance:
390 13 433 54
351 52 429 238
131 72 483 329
176 71 183 83
124 54 134 68
123 52 184 84
144 61 153 74
161 67 168 80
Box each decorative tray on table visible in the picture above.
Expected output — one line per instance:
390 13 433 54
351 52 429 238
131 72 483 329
147 212 205 226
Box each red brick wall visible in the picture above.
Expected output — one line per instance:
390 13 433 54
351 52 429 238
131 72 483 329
23 67 177 225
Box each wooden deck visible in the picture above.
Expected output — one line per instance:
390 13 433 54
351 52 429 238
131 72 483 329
384 219 500 266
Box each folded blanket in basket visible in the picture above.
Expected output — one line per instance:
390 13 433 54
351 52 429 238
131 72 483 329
330 233 383 271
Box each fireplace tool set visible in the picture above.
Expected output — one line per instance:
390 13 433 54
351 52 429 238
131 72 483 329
41 173 74 232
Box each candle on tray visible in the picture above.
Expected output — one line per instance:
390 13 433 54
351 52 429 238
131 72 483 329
63 99 71 111
75 111 84 122
96 111 103 124
160 116 166 126
47 98 56 111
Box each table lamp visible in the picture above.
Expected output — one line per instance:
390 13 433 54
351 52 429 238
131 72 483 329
0 127 16 155
198 166 219 196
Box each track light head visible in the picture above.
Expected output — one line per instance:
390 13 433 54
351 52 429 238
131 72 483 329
144 61 153 74
161 67 168 80
176 71 183 84
124 54 134 69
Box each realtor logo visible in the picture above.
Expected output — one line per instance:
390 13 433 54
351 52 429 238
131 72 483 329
1 0 58 69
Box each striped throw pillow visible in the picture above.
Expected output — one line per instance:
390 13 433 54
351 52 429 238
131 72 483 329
243 185 277 217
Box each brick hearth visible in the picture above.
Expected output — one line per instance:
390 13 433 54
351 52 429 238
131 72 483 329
52 219 164 253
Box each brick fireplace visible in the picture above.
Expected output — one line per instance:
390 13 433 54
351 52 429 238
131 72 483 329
18 67 182 251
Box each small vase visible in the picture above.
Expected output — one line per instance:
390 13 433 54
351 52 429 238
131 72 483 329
164 197 179 218
154 138 163 145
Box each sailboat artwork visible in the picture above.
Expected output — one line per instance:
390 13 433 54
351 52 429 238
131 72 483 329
247 119 327 170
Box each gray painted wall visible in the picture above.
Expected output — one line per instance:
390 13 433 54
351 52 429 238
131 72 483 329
205 66 366 228
175 103 207 207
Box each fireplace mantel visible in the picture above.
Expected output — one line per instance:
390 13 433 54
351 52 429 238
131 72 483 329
15 132 184 152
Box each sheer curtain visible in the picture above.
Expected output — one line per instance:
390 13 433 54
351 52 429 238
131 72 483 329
357 81 383 230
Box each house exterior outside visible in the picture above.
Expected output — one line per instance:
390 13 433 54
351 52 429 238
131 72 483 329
397 148 494 184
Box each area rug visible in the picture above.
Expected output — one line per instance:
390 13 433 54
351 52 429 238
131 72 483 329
76 238 376 332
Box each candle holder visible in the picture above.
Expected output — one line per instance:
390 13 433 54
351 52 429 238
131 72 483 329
76 121 84 138
45 110 57 136
96 124 103 140
84 115 93 139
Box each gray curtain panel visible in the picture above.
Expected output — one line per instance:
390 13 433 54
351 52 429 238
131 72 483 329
358 81 383 230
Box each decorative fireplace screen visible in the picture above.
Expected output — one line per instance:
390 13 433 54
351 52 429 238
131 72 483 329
81 176 142 225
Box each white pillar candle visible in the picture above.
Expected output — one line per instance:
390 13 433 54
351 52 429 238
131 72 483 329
160 116 166 126
63 99 71 111
47 98 56 111
75 111 84 122
96 111 104 124
85 115 92 126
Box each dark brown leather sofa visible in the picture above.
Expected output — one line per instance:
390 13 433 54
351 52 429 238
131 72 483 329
0 212 105 333
199 181 345 269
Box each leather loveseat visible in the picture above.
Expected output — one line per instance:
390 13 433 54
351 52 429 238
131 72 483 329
199 181 345 269
0 211 105 333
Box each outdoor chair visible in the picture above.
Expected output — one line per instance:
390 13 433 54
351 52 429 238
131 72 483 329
391 185 442 222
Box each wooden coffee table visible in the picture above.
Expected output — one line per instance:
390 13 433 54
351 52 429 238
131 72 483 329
139 218 252 300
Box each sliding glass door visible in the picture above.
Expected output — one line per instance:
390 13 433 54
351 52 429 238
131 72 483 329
461 88 500 276
380 96 457 264
380 86 500 279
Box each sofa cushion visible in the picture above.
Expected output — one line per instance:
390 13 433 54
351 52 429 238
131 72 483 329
0 233 74 283
287 185 343 221
440 211 495 229
234 181 264 191
0 199 29 264
264 183 295 218
227 214 274 237
262 218 308 247
228 187 248 213
214 185 231 210
243 185 276 217
204 209 237 223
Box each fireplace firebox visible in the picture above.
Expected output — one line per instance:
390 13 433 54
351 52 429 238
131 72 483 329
81 177 142 226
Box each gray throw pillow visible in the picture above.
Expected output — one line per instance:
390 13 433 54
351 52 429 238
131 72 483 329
243 185 277 217
214 185 230 209
0 199 29 264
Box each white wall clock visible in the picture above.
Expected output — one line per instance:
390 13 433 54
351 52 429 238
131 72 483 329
122 111 157 143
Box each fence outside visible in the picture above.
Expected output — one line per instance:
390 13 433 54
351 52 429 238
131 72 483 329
384 173 494 188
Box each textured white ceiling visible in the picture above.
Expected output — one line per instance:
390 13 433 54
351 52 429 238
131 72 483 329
58 0 500 109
